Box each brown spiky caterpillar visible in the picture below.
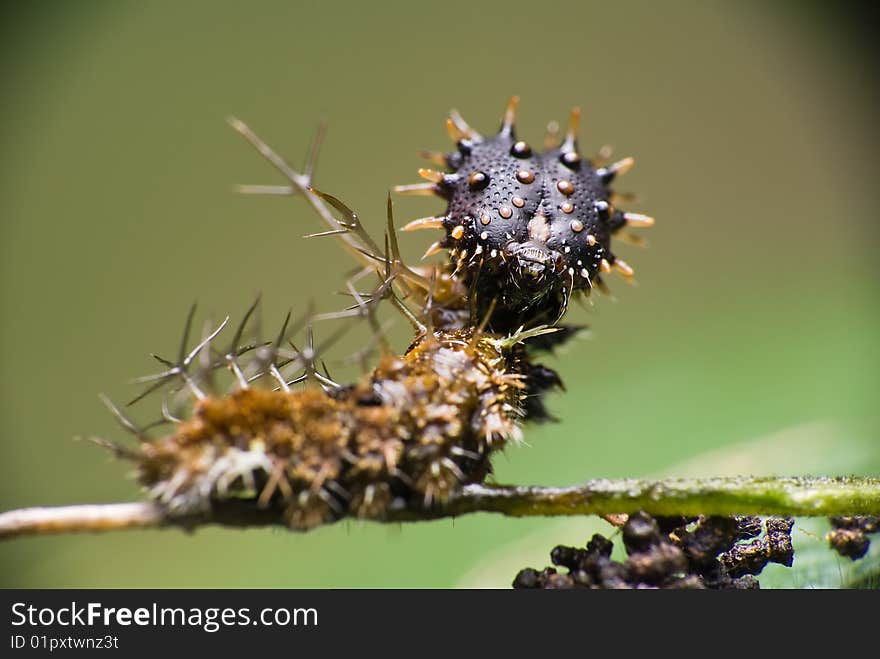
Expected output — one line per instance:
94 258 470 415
397 97 653 332
129 327 545 530
97 100 651 530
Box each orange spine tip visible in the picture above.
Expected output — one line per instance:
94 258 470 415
446 117 468 143
623 212 655 228
422 241 446 259
611 156 635 176
393 183 439 196
614 259 635 277
418 149 448 166
449 109 479 140
544 120 560 149
418 168 446 184
402 216 445 232
501 95 520 134
562 106 581 149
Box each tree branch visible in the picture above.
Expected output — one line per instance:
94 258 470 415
2 476 878 541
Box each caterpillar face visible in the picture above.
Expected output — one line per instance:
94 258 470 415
399 97 653 332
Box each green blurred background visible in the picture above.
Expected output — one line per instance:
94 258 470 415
1 0 877 587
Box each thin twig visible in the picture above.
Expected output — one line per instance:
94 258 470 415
0 503 166 538
2 476 878 541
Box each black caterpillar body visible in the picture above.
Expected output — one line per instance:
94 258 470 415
398 97 653 332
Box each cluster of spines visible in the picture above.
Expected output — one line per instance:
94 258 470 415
99 282 558 529
110 316 530 529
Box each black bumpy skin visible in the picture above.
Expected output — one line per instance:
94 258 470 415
400 98 653 334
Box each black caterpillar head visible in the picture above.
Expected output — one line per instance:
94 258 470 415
397 97 654 332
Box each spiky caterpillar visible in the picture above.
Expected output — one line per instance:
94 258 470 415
99 100 648 530
124 327 555 530
398 97 653 331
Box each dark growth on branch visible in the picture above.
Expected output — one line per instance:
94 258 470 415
513 512 794 589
